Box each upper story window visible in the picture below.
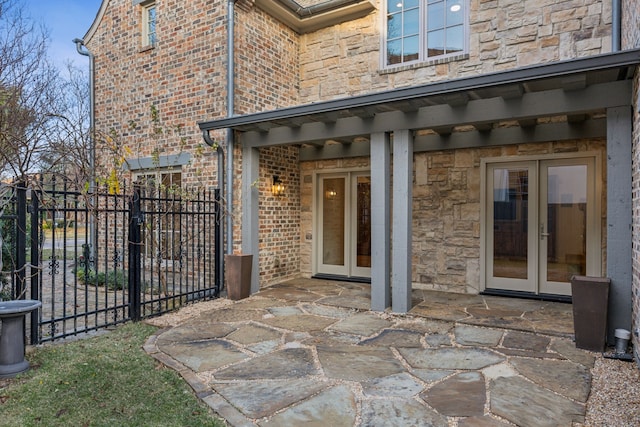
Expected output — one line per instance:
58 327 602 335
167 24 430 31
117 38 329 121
142 1 157 47
385 0 468 67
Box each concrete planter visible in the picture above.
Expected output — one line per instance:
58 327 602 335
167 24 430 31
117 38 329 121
225 254 253 301
0 299 42 378
570 276 610 352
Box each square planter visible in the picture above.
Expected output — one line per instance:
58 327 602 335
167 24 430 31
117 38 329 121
225 254 253 301
570 275 610 352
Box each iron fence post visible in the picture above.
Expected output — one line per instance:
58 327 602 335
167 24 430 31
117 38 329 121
30 186 40 344
15 182 26 300
214 188 222 297
128 186 142 321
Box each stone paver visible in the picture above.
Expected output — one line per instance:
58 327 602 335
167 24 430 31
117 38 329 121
260 385 357 427
422 372 486 417
144 278 592 427
491 376 585 427
212 378 327 419
399 347 505 370
455 325 503 346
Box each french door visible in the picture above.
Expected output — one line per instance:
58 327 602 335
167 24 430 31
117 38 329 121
485 157 599 296
316 172 371 278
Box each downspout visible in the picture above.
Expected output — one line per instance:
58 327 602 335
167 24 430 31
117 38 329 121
226 0 235 255
203 130 225 295
73 38 97 261
612 0 621 52
73 38 95 189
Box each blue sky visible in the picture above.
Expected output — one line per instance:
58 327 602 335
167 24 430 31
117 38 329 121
21 0 103 71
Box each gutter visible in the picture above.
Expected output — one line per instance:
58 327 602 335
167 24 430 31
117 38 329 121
277 0 365 16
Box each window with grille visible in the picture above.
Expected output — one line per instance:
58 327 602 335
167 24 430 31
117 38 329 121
385 0 468 67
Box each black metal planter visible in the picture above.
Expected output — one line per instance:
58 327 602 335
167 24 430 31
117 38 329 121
0 300 42 378
570 276 610 352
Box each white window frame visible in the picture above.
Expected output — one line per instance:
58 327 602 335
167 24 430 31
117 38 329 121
382 0 469 69
133 168 182 262
141 1 157 48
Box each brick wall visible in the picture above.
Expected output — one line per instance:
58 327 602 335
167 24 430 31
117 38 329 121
257 146 301 285
301 140 607 293
88 1 299 186
87 0 229 189
299 0 612 103
622 0 640 363
87 1 301 286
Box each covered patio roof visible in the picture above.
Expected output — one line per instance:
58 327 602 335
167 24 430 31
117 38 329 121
199 49 640 155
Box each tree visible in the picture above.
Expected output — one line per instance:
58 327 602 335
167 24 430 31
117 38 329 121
0 0 68 182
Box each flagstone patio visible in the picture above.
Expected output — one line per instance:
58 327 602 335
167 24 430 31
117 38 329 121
145 278 590 426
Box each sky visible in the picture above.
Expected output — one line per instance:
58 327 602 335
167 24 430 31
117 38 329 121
20 0 103 71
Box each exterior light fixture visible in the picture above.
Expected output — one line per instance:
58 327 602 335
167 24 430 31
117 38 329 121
325 189 337 199
272 175 285 196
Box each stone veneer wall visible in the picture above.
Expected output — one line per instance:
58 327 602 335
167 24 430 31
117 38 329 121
622 0 640 363
301 140 607 293
299 0 612 103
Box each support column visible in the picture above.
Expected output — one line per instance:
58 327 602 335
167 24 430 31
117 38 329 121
242 145 260 293
392 129 413 313
370 132 391 311
606 106 632 343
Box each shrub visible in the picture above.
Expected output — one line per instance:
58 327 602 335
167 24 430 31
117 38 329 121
76 268 128 291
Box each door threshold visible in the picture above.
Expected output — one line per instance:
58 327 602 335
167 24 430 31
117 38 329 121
312 274 371 284
481 288 572 303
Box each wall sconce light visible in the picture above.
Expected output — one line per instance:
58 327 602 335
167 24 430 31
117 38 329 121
272 175 285 197
325 189 337 199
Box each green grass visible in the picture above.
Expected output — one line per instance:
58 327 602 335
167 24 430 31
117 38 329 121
0 323 225 427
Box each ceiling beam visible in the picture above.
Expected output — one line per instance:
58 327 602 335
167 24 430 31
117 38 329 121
299 118 606 161
243 80 629 147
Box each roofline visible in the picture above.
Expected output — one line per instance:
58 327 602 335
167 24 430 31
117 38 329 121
255 0 376 34
198 48 640 132
82 0 108 44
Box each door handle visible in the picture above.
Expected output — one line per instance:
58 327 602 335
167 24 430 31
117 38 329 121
540 224 550 239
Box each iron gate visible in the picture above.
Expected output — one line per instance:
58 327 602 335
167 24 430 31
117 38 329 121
0 177 222 343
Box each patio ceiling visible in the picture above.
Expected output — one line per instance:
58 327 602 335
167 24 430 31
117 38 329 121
254 0 376 34
198 49 640 156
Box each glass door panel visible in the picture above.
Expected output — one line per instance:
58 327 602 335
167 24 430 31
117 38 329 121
540 160 594 296
321 177 346 273
486 162 536 293
485 157 598 297
492 168 529 279
317 172 371 278
351 175 371 277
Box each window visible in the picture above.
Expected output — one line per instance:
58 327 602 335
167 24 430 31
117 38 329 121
385 0 467 66
134 169 182 261
142 1 157 47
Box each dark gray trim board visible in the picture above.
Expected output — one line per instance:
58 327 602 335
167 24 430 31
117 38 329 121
124 153 191 171
299 118 607 161
198 49 640 133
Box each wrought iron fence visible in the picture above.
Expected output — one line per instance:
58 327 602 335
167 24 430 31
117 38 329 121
0 177 221 343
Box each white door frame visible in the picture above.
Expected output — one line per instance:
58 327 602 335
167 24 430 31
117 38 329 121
313 169 371 279
480 152 601 296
